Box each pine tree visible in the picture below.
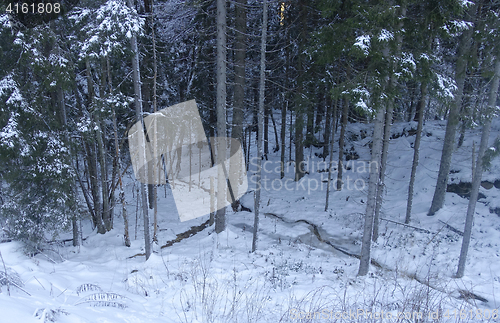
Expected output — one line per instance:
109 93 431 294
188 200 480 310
0 22 78 248
252 0 267 253
428 2 478 216
215 0 227 234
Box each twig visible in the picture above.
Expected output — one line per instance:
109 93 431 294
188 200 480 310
33 276 46 290
9 280 31 296
427 222 447 246
0 252 30 296
35 248 57 264
57 288 67 298
438 220 464 236
380 218 434 234
46 236 89 245
0 250 10 296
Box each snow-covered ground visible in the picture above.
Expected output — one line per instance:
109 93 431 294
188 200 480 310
1 118 500 322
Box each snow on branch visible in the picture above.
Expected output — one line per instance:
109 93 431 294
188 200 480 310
378 29 394 42
72 0 145 59
435 73 457 100
354 35 370 55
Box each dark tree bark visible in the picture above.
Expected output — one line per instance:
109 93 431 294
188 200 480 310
358 106 385 276
305 99 315 147
107 56 131 247
128 0 150 259
253 0 267 253
406 81 428 224
270 109 279 153
323 89 333 159
428 5 477 215
280 25 290 179
264 105 269 158
372 104 393 242
215 0 227 234
325 98 338 211
456 56 500 278
229 0 246 210
85 59 106 234
294 0 307 182
373 4 405 242
337 98 349 190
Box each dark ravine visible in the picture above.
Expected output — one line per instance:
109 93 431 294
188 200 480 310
263 212 488 305
447 182 487 200
263 213 371 262
127 207 488 304
160 219 211 249
446 179 500 216
128 219 211 259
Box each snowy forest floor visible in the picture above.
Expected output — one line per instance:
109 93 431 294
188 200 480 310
1 118 500 322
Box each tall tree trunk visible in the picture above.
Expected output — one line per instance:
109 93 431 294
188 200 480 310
406 81 417 123
372 104 393 242
295 115 304 181
215 0 227 234
337 98 349 190
280 28 290 179
358 106 385 276
372 5 405 242
323 88 332 159
109 150 117 230
98 58 112 232
85 59 106 234
57 84 66 127
73 74 95 229
457 80 475 148
325 98 337 211
252 0 267 253
294 0 307 182
73 146 85 247
405 81 428 224
457 119 467 148
84 141 104 233
305 100 315 147
59 81 80 246
113 114 130 247
151 12 159 243
428 6 476 215
270 110 279 153
413 85 424 122
229 0 246 210
315 95 325 133
264 105 269 158
96 114 110 231
280 99 287 179
128 0 150 259
107 56 131 247
289 106 293 162
456 56 500 278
